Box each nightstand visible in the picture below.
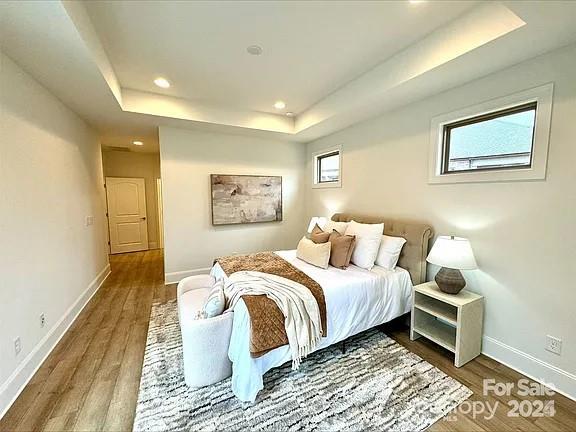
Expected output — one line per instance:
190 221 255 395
410 281 484 367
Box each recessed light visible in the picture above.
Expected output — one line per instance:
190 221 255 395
247 45 263 55
133 141 144 146
154 77 170 88
274 101 286 110
286 112 294 117
409 0 425 4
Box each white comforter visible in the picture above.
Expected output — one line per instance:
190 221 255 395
210 249 413 402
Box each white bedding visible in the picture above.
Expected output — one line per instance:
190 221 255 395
210 249 413 402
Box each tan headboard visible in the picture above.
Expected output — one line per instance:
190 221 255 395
331 213 433 285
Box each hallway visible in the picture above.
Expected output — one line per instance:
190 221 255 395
0 250 169 432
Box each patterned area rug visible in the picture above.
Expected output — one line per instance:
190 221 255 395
134 300 472 431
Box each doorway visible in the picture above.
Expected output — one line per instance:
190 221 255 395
156 178 164 249
105 177 149 254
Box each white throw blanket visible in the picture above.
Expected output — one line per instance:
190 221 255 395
224 270 323 370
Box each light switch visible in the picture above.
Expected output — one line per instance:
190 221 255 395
85 216 94 226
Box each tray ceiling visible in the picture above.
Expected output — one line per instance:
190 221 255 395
2 0 576 150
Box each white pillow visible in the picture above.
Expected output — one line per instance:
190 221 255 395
323 220 349 235
375 235 407 270
296 236 331 269
202 280 225 318
345 220 384 270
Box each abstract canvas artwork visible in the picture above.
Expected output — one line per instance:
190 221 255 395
210 174 282 225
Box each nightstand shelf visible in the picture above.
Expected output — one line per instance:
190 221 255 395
411 281 484 367
413 313 456 352
414 292 458 325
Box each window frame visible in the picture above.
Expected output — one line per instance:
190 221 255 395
312 146 342 189
441 101 537 175
317 150 340 183
428 83 553 184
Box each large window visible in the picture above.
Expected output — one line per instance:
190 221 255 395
428 83 553 184
442 102 536 174
313 146 342 188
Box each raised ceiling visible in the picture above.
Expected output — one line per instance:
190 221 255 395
84 0 476 115
2 0 576 151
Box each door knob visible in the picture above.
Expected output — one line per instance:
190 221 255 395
141 217 147 220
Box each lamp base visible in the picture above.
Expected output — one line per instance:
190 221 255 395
435 267 466 295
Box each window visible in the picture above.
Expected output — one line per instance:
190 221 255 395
428 83 553 184
317 151 340 182
442 102 536 174
313 146 342 188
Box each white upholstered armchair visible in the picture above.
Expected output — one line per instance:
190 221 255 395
177 275 234 387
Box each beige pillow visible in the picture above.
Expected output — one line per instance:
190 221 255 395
296 236 331 269
328 230 356 269
310 224 330 244
323 220 349 235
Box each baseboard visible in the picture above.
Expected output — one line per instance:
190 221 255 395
148 241 158 249
482 335 576 401
0 263 112 420
165 268 211 284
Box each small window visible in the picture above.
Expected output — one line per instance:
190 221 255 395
317 151 340 183
313 147 342 188
442 102 537 174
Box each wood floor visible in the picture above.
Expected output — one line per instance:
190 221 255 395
1 250 575 431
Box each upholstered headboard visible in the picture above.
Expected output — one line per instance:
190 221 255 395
331 213 433 285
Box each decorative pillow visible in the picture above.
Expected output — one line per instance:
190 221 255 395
323 220 349 235
310 224 330 244
375 235 407 270
296 236 331 269
344 220 384 270
328 230 356 269
202 280 225 318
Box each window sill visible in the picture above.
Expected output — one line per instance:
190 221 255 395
312 180 342 189
428 166 545 184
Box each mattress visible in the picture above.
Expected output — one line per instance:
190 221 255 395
210 249 413 402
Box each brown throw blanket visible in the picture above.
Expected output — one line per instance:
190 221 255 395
215 252 327 357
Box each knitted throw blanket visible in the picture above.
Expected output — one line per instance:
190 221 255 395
225 271 322 369
215 252 327 358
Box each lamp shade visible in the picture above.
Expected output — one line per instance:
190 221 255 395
307 216 327 233
426 236 477 270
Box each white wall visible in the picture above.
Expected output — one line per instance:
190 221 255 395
0 53 110 416
159 126 306 283
306 45 576 398
102 150 162 249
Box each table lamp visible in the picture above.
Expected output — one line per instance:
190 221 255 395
426 236 477 294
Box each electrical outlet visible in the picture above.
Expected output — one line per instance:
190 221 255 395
40 313 46 328
85 216 94 226
546 335 562 355
14 337 21 356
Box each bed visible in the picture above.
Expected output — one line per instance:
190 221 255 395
211 213 433 402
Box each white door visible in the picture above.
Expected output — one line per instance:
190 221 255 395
106 177 149 254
